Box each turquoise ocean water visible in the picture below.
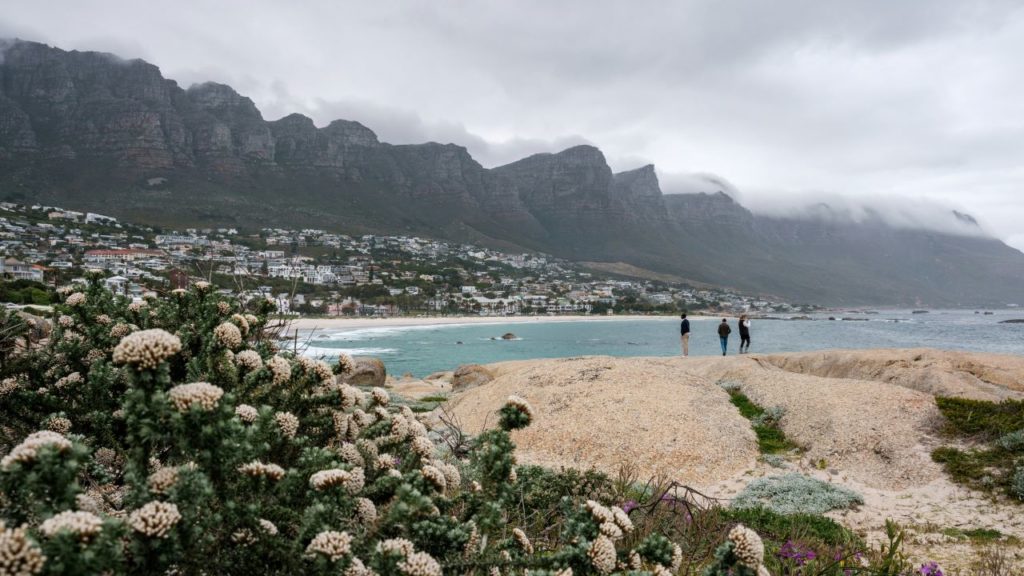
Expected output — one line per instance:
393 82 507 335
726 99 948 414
298 310 1024 377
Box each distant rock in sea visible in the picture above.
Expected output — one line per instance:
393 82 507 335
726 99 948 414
999 319 1024 324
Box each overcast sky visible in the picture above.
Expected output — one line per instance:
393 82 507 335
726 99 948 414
3 1 1024 249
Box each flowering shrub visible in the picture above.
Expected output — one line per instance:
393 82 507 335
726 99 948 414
1 280 730 575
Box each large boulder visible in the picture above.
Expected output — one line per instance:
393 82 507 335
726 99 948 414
345 356 386 387
452 364 494 391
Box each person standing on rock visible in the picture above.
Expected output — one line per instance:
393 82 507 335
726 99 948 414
738 314 751 353
718 318 731 356
680 313 691 356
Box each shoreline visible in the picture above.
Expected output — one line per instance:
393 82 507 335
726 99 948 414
284 314 707 332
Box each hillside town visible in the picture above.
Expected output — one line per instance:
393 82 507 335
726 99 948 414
0 202 804 316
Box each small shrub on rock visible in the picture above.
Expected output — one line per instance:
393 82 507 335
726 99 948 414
731 474 864 516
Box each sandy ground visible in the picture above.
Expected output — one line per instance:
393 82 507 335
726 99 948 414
435 349 1024 570
285 314 691 332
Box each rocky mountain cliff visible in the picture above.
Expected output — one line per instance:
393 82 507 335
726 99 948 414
2 39 1023 306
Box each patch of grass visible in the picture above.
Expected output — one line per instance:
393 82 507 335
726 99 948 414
725 389 799 454
941 527 1004 542
932 396 1024 501
418 395 449 403
931 446 1005 487
935 397 1024 439
722 506 860 548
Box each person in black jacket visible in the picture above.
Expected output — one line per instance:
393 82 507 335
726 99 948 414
738 314 751 354
717 318 731 356
679 313 690 356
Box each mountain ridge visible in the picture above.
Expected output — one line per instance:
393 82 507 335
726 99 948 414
1 39 1023 306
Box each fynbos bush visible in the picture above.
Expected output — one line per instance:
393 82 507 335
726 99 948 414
4 279 774 576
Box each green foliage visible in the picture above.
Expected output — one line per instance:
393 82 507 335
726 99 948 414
725 388 799 454
722 507 858 548
1013 465 1024 500
0 280 54 305
0 282 691 574
731 474 864 516
935 396 1024 439
996 429 1024 451
932 396 1024 500
940 526 1004 542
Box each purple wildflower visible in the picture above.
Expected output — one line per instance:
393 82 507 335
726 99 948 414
919 562 944 576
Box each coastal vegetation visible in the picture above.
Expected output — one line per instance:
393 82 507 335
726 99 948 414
719 381 799 455
931 397 1024 500
0 280 993 575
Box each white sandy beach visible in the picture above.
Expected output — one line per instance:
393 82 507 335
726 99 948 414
285 314 703 332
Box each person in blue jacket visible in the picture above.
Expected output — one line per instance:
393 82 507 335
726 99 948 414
679 313 690 356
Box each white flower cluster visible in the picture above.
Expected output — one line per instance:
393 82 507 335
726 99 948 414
354 498 377 525
57 315 74 328
127 301 146 313
39 511 103 540
306 530 352 562
217 302 231 315
168 382 224 412
0 377 17 397
258 519 278 536
230 313 250 335
237 461 286 481
275 412 299 438
235 350 263 370
338 443 364 466
235 404 259 423
110 323 134 339
512 527 533 554
586 500 632 541
0 520 46 575
420 465 447 493
94 314 112 325
267 355 292 385
728 524 767 574
506 395 535 423
411 436 434 458
54 372 82 389
44 417 71 435
397 551 442 576
371 387 390 407
310 468 352 491
148 467 179 495
128 501 182 538
1 431 73 468
337 353 354 375
65 292 86 306
112 329 181 369
339 384 361 409
193 281 211 292
214 322 243 350
587 534 617 575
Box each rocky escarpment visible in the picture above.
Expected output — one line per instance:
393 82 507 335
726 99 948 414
2 39 1024 306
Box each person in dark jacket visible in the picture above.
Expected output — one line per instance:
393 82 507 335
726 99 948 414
717 318 731 356
738 314 751 354
679 313 690 356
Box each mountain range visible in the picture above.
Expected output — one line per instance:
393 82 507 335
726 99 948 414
1 39 1023 306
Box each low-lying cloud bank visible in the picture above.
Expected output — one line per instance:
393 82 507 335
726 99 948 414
658 169 992 239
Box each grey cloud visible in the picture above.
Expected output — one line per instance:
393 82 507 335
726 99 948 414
2 0 1024 250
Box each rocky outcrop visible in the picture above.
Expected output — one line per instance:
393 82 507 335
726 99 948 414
452 364 494 391
344 357 387 387
613 165 669 224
